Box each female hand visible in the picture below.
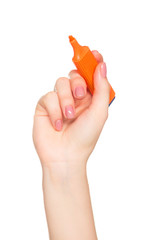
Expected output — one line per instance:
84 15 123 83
33 51 110 174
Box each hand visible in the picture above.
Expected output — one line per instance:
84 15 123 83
33 51 110 172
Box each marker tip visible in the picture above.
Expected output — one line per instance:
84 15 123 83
69 35 75 43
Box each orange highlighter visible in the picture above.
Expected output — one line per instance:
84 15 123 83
69 35 115 106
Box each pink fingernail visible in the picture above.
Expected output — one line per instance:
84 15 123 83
55 119 63 131
100 62 107 78
65 105 75 119
75 86 85 98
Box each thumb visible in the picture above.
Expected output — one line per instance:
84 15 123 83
88 62 110 122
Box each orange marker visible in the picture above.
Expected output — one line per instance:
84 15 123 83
69 35 115 106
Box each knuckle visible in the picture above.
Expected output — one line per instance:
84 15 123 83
73 76 85 83
103 79 109 89
56 77 69 87
77 77 86 86
68 70 79 78
61 95 73 104
106 81 110 93
102 80 110 97
46 91 54 98
51 108 61 118
71 76 87 89
104 110 109 121
44 91 56 104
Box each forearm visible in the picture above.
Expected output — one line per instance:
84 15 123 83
42 162 97 240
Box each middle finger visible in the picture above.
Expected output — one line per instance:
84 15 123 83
55 77 75 119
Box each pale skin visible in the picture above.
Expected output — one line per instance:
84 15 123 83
33 50 110 240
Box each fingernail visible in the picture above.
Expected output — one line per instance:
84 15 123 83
75 86 85 98
55 119 63 131
65 105 75 119
100 62 107 78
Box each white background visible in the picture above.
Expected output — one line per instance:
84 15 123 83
0 0 160 239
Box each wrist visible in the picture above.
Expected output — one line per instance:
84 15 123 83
42 160 87 187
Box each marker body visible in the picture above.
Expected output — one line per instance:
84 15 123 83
69 36 115 105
